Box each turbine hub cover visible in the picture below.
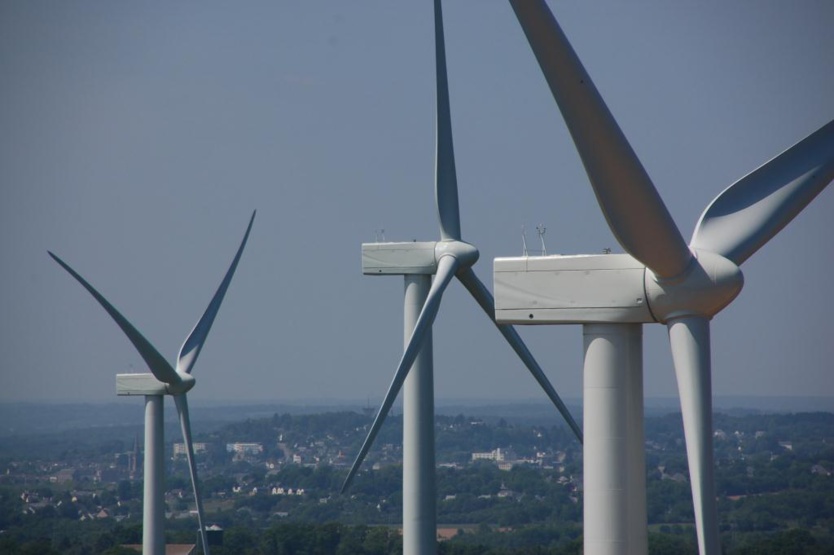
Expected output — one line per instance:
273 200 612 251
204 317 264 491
645 249 744 322
435 240 479 268
166 372 196 396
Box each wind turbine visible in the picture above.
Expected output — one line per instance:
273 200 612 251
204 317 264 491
341 1 582 553
495 2 834 555
49 211 255 555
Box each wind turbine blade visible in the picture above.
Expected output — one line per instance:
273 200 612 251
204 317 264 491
48 252 180 385
456 267 583 442
341 256 459 493
178 211 256 375
667 316 721 555
174 394 210 555
509 0 691 279
690 120 834 266
433 0 461 241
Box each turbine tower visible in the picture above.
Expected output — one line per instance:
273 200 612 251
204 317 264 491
50 212 255 555
496 3 834 555
341 2 582 553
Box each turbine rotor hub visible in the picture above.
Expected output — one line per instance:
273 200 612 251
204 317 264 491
166 373 196 396
435 240 479 268
645 249 744 322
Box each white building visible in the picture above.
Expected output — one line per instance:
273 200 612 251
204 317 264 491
226 443 264 456
472 448 513 462
173 443 208 459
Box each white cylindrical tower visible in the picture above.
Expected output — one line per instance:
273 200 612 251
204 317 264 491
583 323 646 555
143 395 166 555
402 275 437 555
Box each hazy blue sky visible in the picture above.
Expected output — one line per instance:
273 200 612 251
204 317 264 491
1 1 832 407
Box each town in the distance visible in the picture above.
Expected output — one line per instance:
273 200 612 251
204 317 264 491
1 400 832 554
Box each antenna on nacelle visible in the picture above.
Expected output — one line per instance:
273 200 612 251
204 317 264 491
536 224 547 256
521 225 529 256
375 228 386 243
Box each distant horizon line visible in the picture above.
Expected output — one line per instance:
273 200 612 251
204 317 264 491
3 394 833 409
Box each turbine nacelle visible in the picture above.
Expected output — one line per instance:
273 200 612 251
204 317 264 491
495 253 651 324
361 239 478 276
115 372 196 396
494 250 743 325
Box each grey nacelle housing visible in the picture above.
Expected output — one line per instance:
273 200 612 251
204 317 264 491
494 254 653 324
493 250 744 325
362 242 438 275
